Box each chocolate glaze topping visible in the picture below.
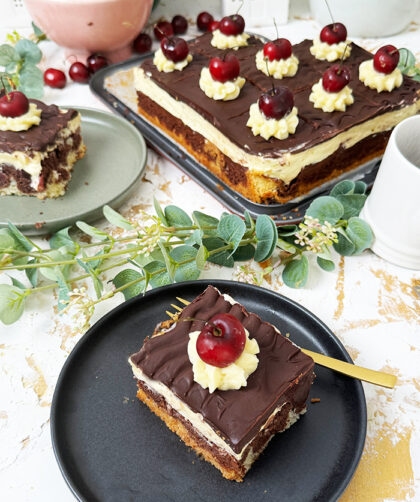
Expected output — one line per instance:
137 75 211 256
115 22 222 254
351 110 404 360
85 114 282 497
0 100 77 154
130 286 315 454
140 33 420 158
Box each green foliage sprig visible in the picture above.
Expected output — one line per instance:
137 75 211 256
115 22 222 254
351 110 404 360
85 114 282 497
398 48 420 82
0 180 373 326
0 23 46 99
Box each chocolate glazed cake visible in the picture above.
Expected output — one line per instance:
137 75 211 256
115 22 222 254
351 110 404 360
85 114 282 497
0 100 86 199
129 286 315 481
134 33 420 204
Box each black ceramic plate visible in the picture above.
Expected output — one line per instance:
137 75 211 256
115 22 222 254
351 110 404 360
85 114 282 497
90 47 380 225
51 280 366 502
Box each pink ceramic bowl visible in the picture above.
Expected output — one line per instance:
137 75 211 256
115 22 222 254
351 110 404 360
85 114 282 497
24 0 153 62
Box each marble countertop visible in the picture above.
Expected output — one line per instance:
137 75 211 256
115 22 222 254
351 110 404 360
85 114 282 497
1 2 419 501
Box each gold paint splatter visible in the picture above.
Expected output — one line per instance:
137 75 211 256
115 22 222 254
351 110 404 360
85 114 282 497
340 319 382 332
21 436 30 449
371 269 419 322
334 256 345 320
341 426 414 502
158 181 172 197
22 355 48 402
0 411 7 419
344 345 360 361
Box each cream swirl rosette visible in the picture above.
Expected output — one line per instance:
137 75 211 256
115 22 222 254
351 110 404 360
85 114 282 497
188 329 260 393
211 29 249 50
199 67 245 101
153 48 192 73
310 37 351 62
359 59 403 92
0 103 41 132
255 50 299 79
310 79 354 112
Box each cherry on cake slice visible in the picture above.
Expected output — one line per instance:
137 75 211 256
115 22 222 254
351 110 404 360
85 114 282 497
129 285 315 482
0 92 86 199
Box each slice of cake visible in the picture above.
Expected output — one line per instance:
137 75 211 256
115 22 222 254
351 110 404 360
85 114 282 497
134 30 420 204
0 94 86 199
129 285 315 481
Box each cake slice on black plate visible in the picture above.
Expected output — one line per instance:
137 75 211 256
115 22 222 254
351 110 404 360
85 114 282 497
129 285 315 481
0 91 86 199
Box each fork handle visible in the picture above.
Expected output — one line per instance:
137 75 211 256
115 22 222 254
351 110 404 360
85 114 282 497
301 349 397 389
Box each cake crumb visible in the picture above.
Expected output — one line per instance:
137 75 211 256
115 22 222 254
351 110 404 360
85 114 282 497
34 221 45 229
311 398 321 403
123 396 129 404
285 332 290 338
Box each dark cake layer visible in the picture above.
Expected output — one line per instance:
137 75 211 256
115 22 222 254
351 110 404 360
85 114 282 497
0 100 77 154
140 34 420 158
130 286 315 454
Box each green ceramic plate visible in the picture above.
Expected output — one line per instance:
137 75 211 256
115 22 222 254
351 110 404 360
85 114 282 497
0 106 147 236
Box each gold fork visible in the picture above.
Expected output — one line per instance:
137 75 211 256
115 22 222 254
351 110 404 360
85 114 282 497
167 297 397 389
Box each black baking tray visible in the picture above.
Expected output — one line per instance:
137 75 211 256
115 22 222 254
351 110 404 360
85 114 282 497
90 47 379 225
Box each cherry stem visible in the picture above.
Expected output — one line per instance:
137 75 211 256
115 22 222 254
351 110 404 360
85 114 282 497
155 24 171 40
182 317 222 336
273 17 279 39
337 43 349 74
236 0 244 15
0 77 9 101
324 0 335 25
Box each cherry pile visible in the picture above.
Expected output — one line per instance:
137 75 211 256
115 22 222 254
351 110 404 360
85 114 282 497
196 313 246 368
43 54 109 88
197 11 245 36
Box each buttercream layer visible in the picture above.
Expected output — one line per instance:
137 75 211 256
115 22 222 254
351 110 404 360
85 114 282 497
130 285 315 454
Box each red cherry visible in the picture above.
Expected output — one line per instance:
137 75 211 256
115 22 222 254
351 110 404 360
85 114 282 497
263 38 292 61
69 62 90 84
172 15 188 35
320 22 347 45
43 68 66 89
133 33 152 53
219 14 245 36
161 36 189 63
373 45 399 74
0 91 29 118
209 20 220 32
154 21 173 41
196 313 246 368
322 64 351 92
197 11 214 31
258 86 294 120
87 54 108 73
209 54 240 83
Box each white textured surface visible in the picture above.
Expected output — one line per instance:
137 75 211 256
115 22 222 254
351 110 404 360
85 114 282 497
1 2 420 501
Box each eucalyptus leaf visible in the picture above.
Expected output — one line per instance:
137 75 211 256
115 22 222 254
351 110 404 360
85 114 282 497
282 256 309 289
232 244 255 261
217 214 245 256
330 180 355 197
0 44 19 65
175 262 201 282
398 48 416 73
184 229 203 246
158 242 176 281
15 39 42 64
153 197 168 225
254 215 277 262
170 245 197 263
103 205 133 230
0 228 15 251
278 225 298 237
353 181 367 195
164 205 192 227
192 211 219 236
306 196 344 225
112 269 145 300
10 276 26 289
76 259 103 299
335 194 367 219
18 63 43 99
32 22 45 38
317 256 335 272
0 284 25 325
203 237 234 267
56 272 70 312
346 217 373 254
277 237 297 254
49 226 77 253
195 244 209 270
150 248 165 263
76 221 108 241
333 229 356 256
7 221 33 251
132 253 153 267
25 261 38 287
143 260 171 288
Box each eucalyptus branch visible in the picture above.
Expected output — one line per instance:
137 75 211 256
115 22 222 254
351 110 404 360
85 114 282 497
0 181 373 326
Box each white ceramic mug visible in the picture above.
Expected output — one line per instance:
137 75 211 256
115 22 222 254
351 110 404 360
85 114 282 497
360 115 420 269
